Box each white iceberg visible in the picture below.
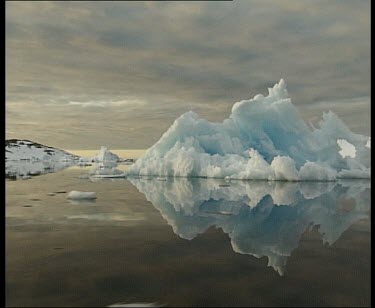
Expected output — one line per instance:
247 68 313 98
67 191 97 200
127 79 370 181
91 146 119 162
89 161 126 178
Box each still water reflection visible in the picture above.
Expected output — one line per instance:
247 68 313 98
129 178 370 275
6 166 371 307
5 160 75 180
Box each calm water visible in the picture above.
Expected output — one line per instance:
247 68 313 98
6 161 371 307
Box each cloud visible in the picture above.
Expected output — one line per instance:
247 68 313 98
5 1 370 148
67 99 146 108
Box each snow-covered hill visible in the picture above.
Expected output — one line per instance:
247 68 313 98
5 139 80 162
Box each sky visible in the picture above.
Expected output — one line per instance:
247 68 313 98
6 0 370 150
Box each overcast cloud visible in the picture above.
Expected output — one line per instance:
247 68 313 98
6 1 370 149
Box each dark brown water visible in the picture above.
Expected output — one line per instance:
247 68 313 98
6 167 371 307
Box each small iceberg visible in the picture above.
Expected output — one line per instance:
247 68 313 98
67 191 97 200
91 146 119 162
89 161 126 178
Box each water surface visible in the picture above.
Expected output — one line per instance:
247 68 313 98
6 164 371 307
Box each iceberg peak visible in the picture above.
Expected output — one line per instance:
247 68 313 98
268 78 288 99
92 146 119 162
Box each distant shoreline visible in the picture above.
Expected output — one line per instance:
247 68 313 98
66 149 146 159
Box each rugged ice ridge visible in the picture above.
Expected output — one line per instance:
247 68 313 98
129 177 370 275
127 80 370 181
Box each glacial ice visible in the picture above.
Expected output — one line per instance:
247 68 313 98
88 161 126 179
91 146 120 162
127 79 370 181
67 191 97 200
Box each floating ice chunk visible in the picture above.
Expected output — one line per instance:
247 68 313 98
67 191 97 200
89 161 125 178
127 79 370 181
92 146 119 162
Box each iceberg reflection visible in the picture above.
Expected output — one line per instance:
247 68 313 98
129 178 370 275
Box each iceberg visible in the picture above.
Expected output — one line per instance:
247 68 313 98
89 161 126 179
127 80 370 181
67 191 97 200
91 146 120 162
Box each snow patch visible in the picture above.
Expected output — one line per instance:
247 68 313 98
337 139 356 158
6 139 78 162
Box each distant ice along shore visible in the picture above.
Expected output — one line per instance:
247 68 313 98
6 80 371 182
5 141 133 179
127 79 370 181
6 139 80 162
